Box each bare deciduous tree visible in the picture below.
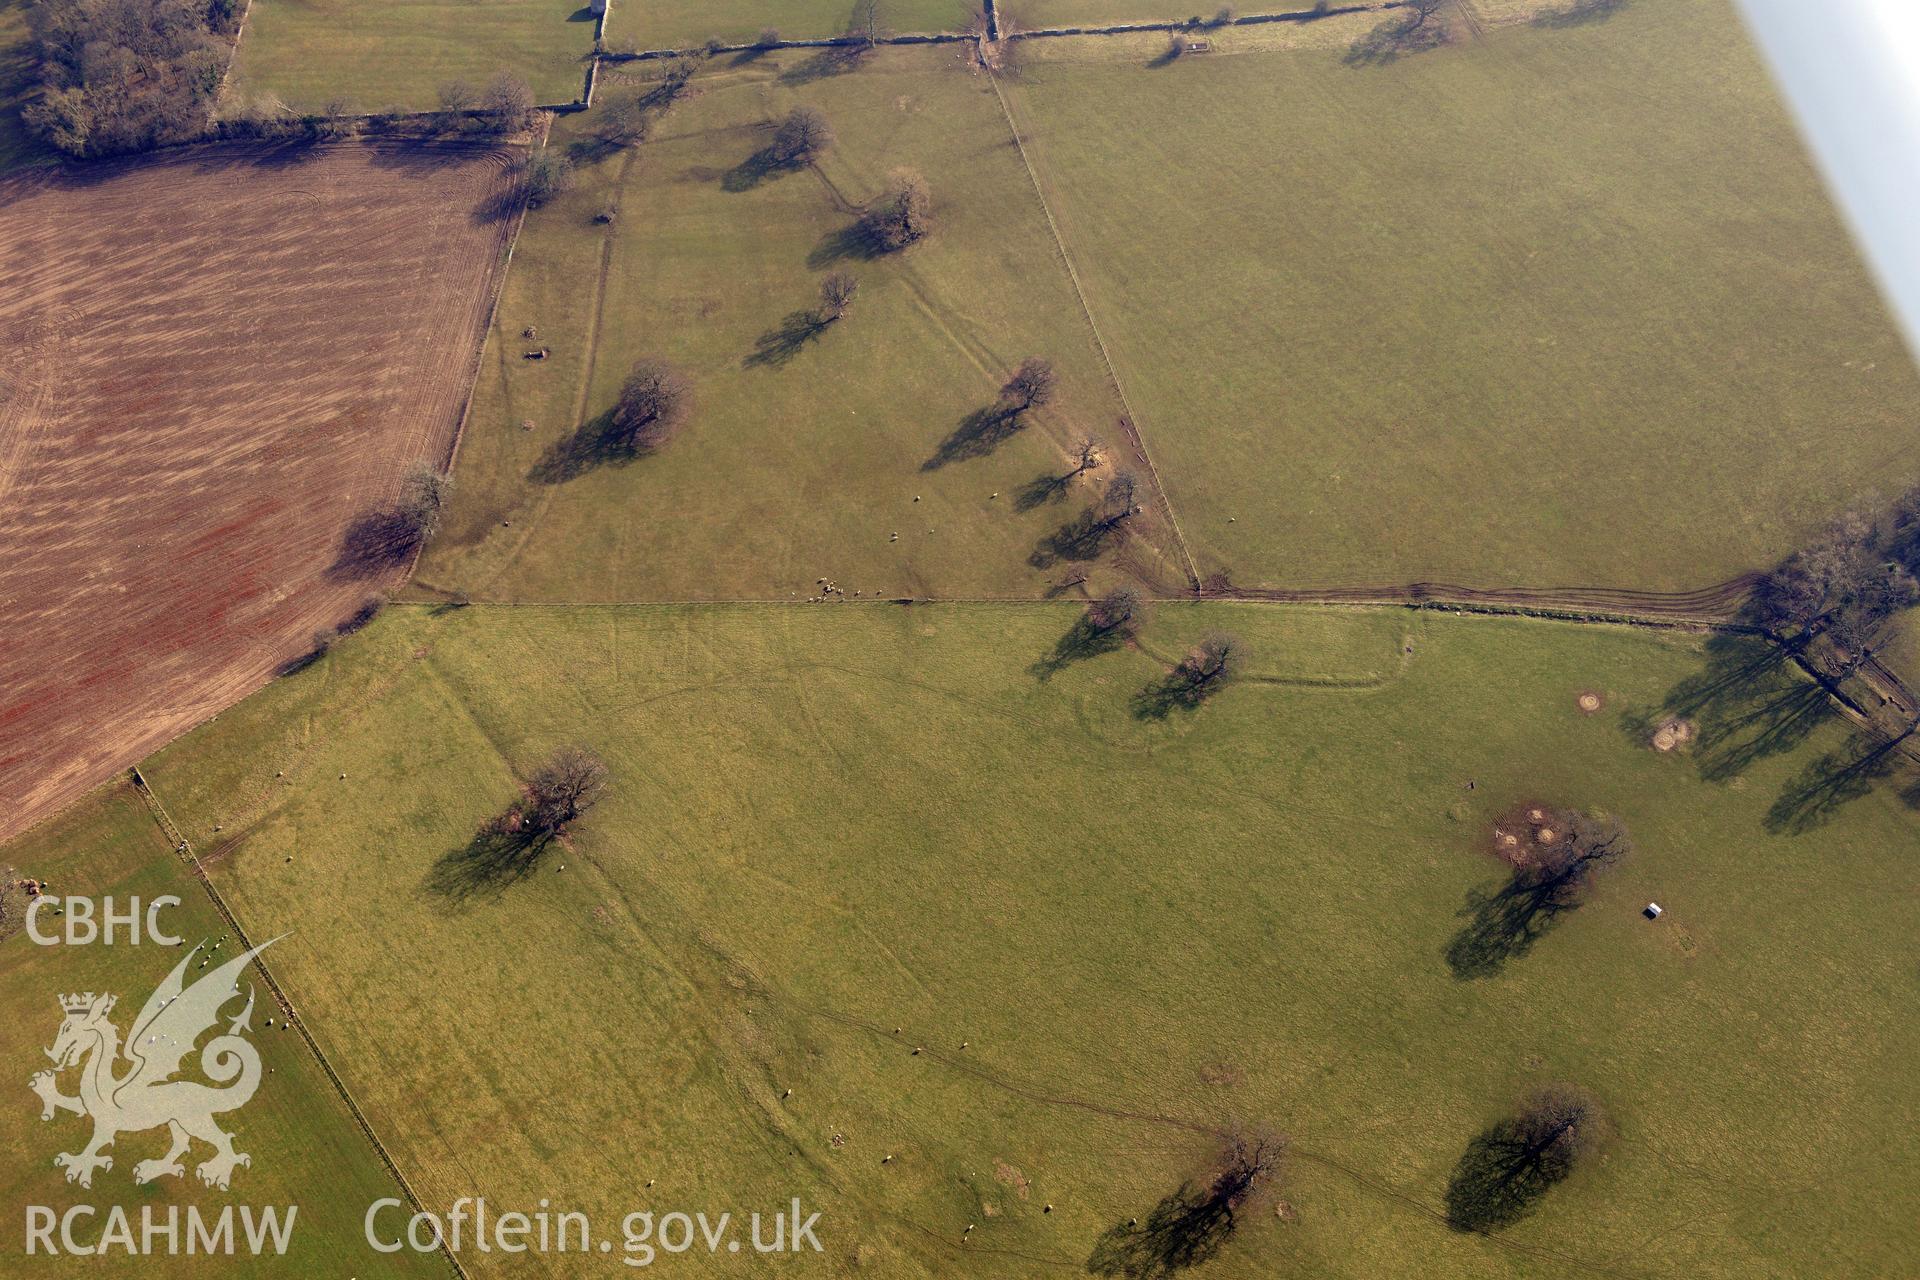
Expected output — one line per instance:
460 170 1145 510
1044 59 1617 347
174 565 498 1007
399 464 453 540
1183 631 1242 690
1088 1127 1283 1278
520 746 610 836
609 358 692 451
1088 586 1142 633
1754 509 1919 675
1210 1128 1283 1221
1890 484 1920 564
770 106 832 166
1070 437 1103 479
1506 810 1628 909
1445 1083 1603 1232
637 57 699 113
861 170 931 251
594 95 653 148
1001 357 1057 414
1512 1084 1601 1182
438 80 476 115
482 72 536 132
1404 0 1447 27
818 272 859 322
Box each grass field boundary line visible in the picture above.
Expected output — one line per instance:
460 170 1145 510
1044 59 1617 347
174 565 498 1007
420 578 1756 628
210 0 260 121
984 66 1204 593
998 2 1385 41
582 0 610 107
596 4 1384 62
392 130 536 597
125 771 470 1280
432 129 539 481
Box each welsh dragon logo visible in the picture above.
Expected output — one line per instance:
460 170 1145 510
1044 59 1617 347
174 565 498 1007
29 938 279 1190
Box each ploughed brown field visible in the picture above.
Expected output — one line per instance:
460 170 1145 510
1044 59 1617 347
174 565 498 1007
0 141 521 838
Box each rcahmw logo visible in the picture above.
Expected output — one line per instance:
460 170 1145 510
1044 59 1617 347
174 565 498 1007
23 933 299 1258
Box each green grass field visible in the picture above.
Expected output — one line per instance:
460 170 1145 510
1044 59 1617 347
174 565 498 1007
11 0 1920 1274
0 788 444 1276
623 0 980 49
417 47 1195 602
999 0 1920 591
424 1 1920 607
226 0 594 112
99 601 1918 1277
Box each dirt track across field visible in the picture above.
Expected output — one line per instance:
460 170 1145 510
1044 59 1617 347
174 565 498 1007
0 141 522 838
1209 575 1761 624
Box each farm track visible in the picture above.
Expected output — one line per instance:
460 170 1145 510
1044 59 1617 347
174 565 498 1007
1209 573 1763 624
985 65 1203 593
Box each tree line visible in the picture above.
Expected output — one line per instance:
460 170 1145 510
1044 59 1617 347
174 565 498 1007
22 0 240 156
1750 487 1920 688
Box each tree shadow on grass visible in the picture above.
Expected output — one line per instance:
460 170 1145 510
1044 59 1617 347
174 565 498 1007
1015 470 1074 512
779 42 869 87
1031 507 1125 570
1443 1120 1562 1233
923 406 1024 471
1131 663 1230 721
1444 870 1578 980
530 410 652 484
744 309 829 368
721 140 801 192
329 509 423 580
1659 632 1835 784
422 828 556 908
566 133 623 167
806 218 889 269
472 181 528 226
1087 1182 1234 1279
1030 614 1126 681
1344 16 1446 66
1765 727 1915 834
274 645 328 678
1533 0 1626 28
